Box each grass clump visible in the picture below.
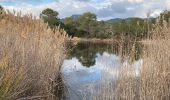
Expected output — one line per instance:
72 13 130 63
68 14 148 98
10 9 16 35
84 19 170 100
114 20 170 100
0 10 67 99
139 22 170 100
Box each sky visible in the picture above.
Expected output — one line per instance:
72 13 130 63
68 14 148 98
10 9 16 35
0 0 169 20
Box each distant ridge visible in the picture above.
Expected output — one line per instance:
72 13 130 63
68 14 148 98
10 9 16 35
105 17 155 23
71 14 81 20
106 18 123 23
61 14 81 22
61 14 156 23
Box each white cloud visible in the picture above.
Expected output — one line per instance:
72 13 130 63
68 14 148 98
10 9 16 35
1 0 170 20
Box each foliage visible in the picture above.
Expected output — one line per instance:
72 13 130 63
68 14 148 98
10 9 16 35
40 8 170 39
62 13 156 39
1 6 169 39
77 12 97 37
64 17 78 36
0 5 3 10
40 8 64 28
159 10 170 26
0 5 4 14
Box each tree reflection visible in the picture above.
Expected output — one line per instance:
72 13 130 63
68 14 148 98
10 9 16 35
67 42 143 68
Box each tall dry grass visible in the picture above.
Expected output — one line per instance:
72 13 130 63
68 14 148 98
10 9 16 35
81 41 141 100
84 19 170 100
114 19 170 100
139 21 170 100
0 10 67 99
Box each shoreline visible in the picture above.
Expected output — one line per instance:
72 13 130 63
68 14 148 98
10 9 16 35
68 37 142 44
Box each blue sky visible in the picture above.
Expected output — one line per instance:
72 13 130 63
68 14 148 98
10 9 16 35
0 0 169 20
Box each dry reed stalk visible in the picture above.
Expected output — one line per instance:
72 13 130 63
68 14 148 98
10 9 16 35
0 10 67 99
87 20 170 100
140 23 170 100
115 20 170 100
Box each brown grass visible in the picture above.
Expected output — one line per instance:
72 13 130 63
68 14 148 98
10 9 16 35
84 19 170 100
114 20 170 100
0 11 67 99
139 23 170 100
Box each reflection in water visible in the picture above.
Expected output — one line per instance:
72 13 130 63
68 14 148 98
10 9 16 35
62 42 143 100
67 42 143 67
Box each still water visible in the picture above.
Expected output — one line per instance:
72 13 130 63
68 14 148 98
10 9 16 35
61 42 143 100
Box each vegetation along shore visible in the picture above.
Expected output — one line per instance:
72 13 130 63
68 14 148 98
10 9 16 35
0 3 170 100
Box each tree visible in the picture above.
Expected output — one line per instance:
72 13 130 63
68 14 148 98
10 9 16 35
40 8 63 28
77 12 97 37
0 5 4 14
41 8 58 18
94 21 113 38
159 10 170 26
0 5 3 10
64 17 78 36
64 17 74 25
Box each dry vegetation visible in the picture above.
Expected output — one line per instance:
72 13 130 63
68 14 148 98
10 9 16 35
139 22 170 100
1 9 170 100
113 20 170 100
0 11 67 100
85 19 170 100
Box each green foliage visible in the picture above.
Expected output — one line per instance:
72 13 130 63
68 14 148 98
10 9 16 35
64 17 78 36
63 12 100 38
0 5 3 10
40 8 64 28
41 8 58 18
0 5 4 14
77 12 97 37
159 10 170 26
40 8 170 39
62 12 154 39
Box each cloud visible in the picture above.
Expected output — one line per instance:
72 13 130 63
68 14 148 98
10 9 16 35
0 0 170 20
75 0 91 2
96 0 169 19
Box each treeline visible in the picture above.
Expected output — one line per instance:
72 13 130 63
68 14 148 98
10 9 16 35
40 8 151 39
1 5 170 39
40 8 170 39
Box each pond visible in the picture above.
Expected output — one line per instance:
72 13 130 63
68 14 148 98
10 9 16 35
61 42 143 100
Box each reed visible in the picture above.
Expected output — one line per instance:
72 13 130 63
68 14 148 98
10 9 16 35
139 21 170 100
0 10 67 99
85 19 170 100
114 19 170 100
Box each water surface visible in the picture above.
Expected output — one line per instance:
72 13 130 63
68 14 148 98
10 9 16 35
61 42 143 100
